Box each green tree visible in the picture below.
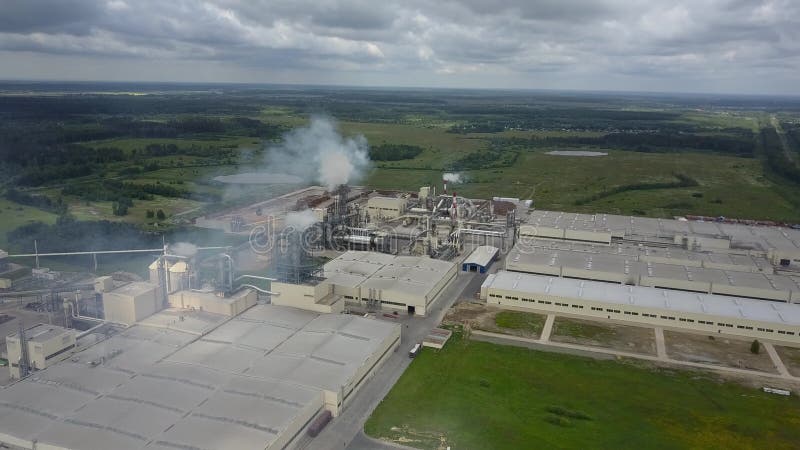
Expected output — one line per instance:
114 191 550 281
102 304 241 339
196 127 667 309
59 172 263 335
156 209 166 220
146 209 155 219
112 202 128 216
750 339 760 354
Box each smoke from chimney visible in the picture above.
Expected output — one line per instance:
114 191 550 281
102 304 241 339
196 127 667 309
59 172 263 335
284 209 319 231
263 116 371 191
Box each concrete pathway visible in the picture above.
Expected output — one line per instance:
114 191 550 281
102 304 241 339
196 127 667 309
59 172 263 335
539 314 555 342
472 329 799 382
763 342 791 377
654 327 667 360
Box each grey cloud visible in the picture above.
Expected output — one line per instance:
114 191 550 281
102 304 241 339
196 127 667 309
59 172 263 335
0 0 797 94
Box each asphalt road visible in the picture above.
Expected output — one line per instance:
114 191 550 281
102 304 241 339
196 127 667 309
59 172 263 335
304 268 483 450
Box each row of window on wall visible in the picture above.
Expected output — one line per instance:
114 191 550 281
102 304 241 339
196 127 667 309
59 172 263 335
489 291 796 336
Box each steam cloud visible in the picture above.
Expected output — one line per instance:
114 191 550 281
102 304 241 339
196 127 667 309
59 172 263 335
264 116 371 191
284 209 319 231
170 242 198 257
443 172 463 184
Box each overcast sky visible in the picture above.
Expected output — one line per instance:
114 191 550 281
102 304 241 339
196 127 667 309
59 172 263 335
0 0 798 94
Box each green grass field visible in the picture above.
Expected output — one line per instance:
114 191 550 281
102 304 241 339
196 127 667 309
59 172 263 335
365 148 800 221
10 109 800 230
494 310 546 334
365 331 800 450
0 198 58 248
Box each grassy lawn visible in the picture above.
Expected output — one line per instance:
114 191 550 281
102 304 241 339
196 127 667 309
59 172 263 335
366 149 800 221
0 198 58 248
494 311 545 334
366 331 800 450
552 318 617 341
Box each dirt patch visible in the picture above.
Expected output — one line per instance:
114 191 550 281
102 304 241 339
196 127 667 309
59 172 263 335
664 330 777 373
444 303 545 339
384 426 449 450
775 346 800 377
550 317 657 355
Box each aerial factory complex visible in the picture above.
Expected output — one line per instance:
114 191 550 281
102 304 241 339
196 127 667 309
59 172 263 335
2 175 800 449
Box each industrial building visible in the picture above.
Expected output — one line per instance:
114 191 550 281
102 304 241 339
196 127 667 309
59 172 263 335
101 281 161 325
6 323 76 379
462 245 499 273
366 195 408 219
319 251 457 315
167 288 257 316
505 245 800 302
481 270 800 345
0 304 400 450
271 280 344 314
521 209 800 265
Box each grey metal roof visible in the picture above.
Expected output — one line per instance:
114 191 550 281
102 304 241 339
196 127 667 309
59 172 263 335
505 245 800 295
463 246 499 268
323 251 455 299
486 270 800 327
0 304 399 450
525 209 800 253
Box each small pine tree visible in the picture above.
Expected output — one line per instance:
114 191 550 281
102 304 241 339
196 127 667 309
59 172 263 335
156 209 166 220
750 339 760 354
146 209 155 219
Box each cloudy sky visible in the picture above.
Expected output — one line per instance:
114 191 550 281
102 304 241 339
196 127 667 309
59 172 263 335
0 0 798 94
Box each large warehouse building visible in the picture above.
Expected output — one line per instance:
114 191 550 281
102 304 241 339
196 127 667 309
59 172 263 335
0 304 400 450
521 209 800 264
6 323 76 379
320 251 457 315
505 244 800 302
482 270 800 345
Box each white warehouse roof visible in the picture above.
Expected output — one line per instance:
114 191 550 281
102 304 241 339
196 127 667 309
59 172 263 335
0 304 400 450
484 270 800 327
323 251 456 299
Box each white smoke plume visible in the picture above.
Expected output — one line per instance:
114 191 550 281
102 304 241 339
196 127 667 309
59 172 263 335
170 242 198 257
443 172 463 184
284 209 319 231
264 116 371 191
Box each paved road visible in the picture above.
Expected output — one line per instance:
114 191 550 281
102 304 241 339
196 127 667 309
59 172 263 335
763 342 791 377
305 269 481 450
540 314 555 341
654 327 667 360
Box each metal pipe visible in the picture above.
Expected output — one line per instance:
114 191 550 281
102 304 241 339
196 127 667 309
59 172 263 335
77 322 107 339
237 284 279 295
9 248 163 257
9 246 228 258
63 301 105 324
234 274 277 282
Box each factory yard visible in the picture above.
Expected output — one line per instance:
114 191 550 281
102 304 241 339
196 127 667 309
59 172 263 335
665 330 778 373
366 329 800 450
776 346 800 377
452 304 795 378
444 303 546 340
550 317 657 356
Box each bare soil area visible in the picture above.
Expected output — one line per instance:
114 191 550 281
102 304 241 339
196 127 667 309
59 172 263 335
664 330 777 373
775 345 800 377
443 303 545 340
550 317 657 355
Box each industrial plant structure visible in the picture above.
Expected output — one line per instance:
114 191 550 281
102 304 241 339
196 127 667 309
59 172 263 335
482 270 800 345
5 175 800 450
0 304 399 450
